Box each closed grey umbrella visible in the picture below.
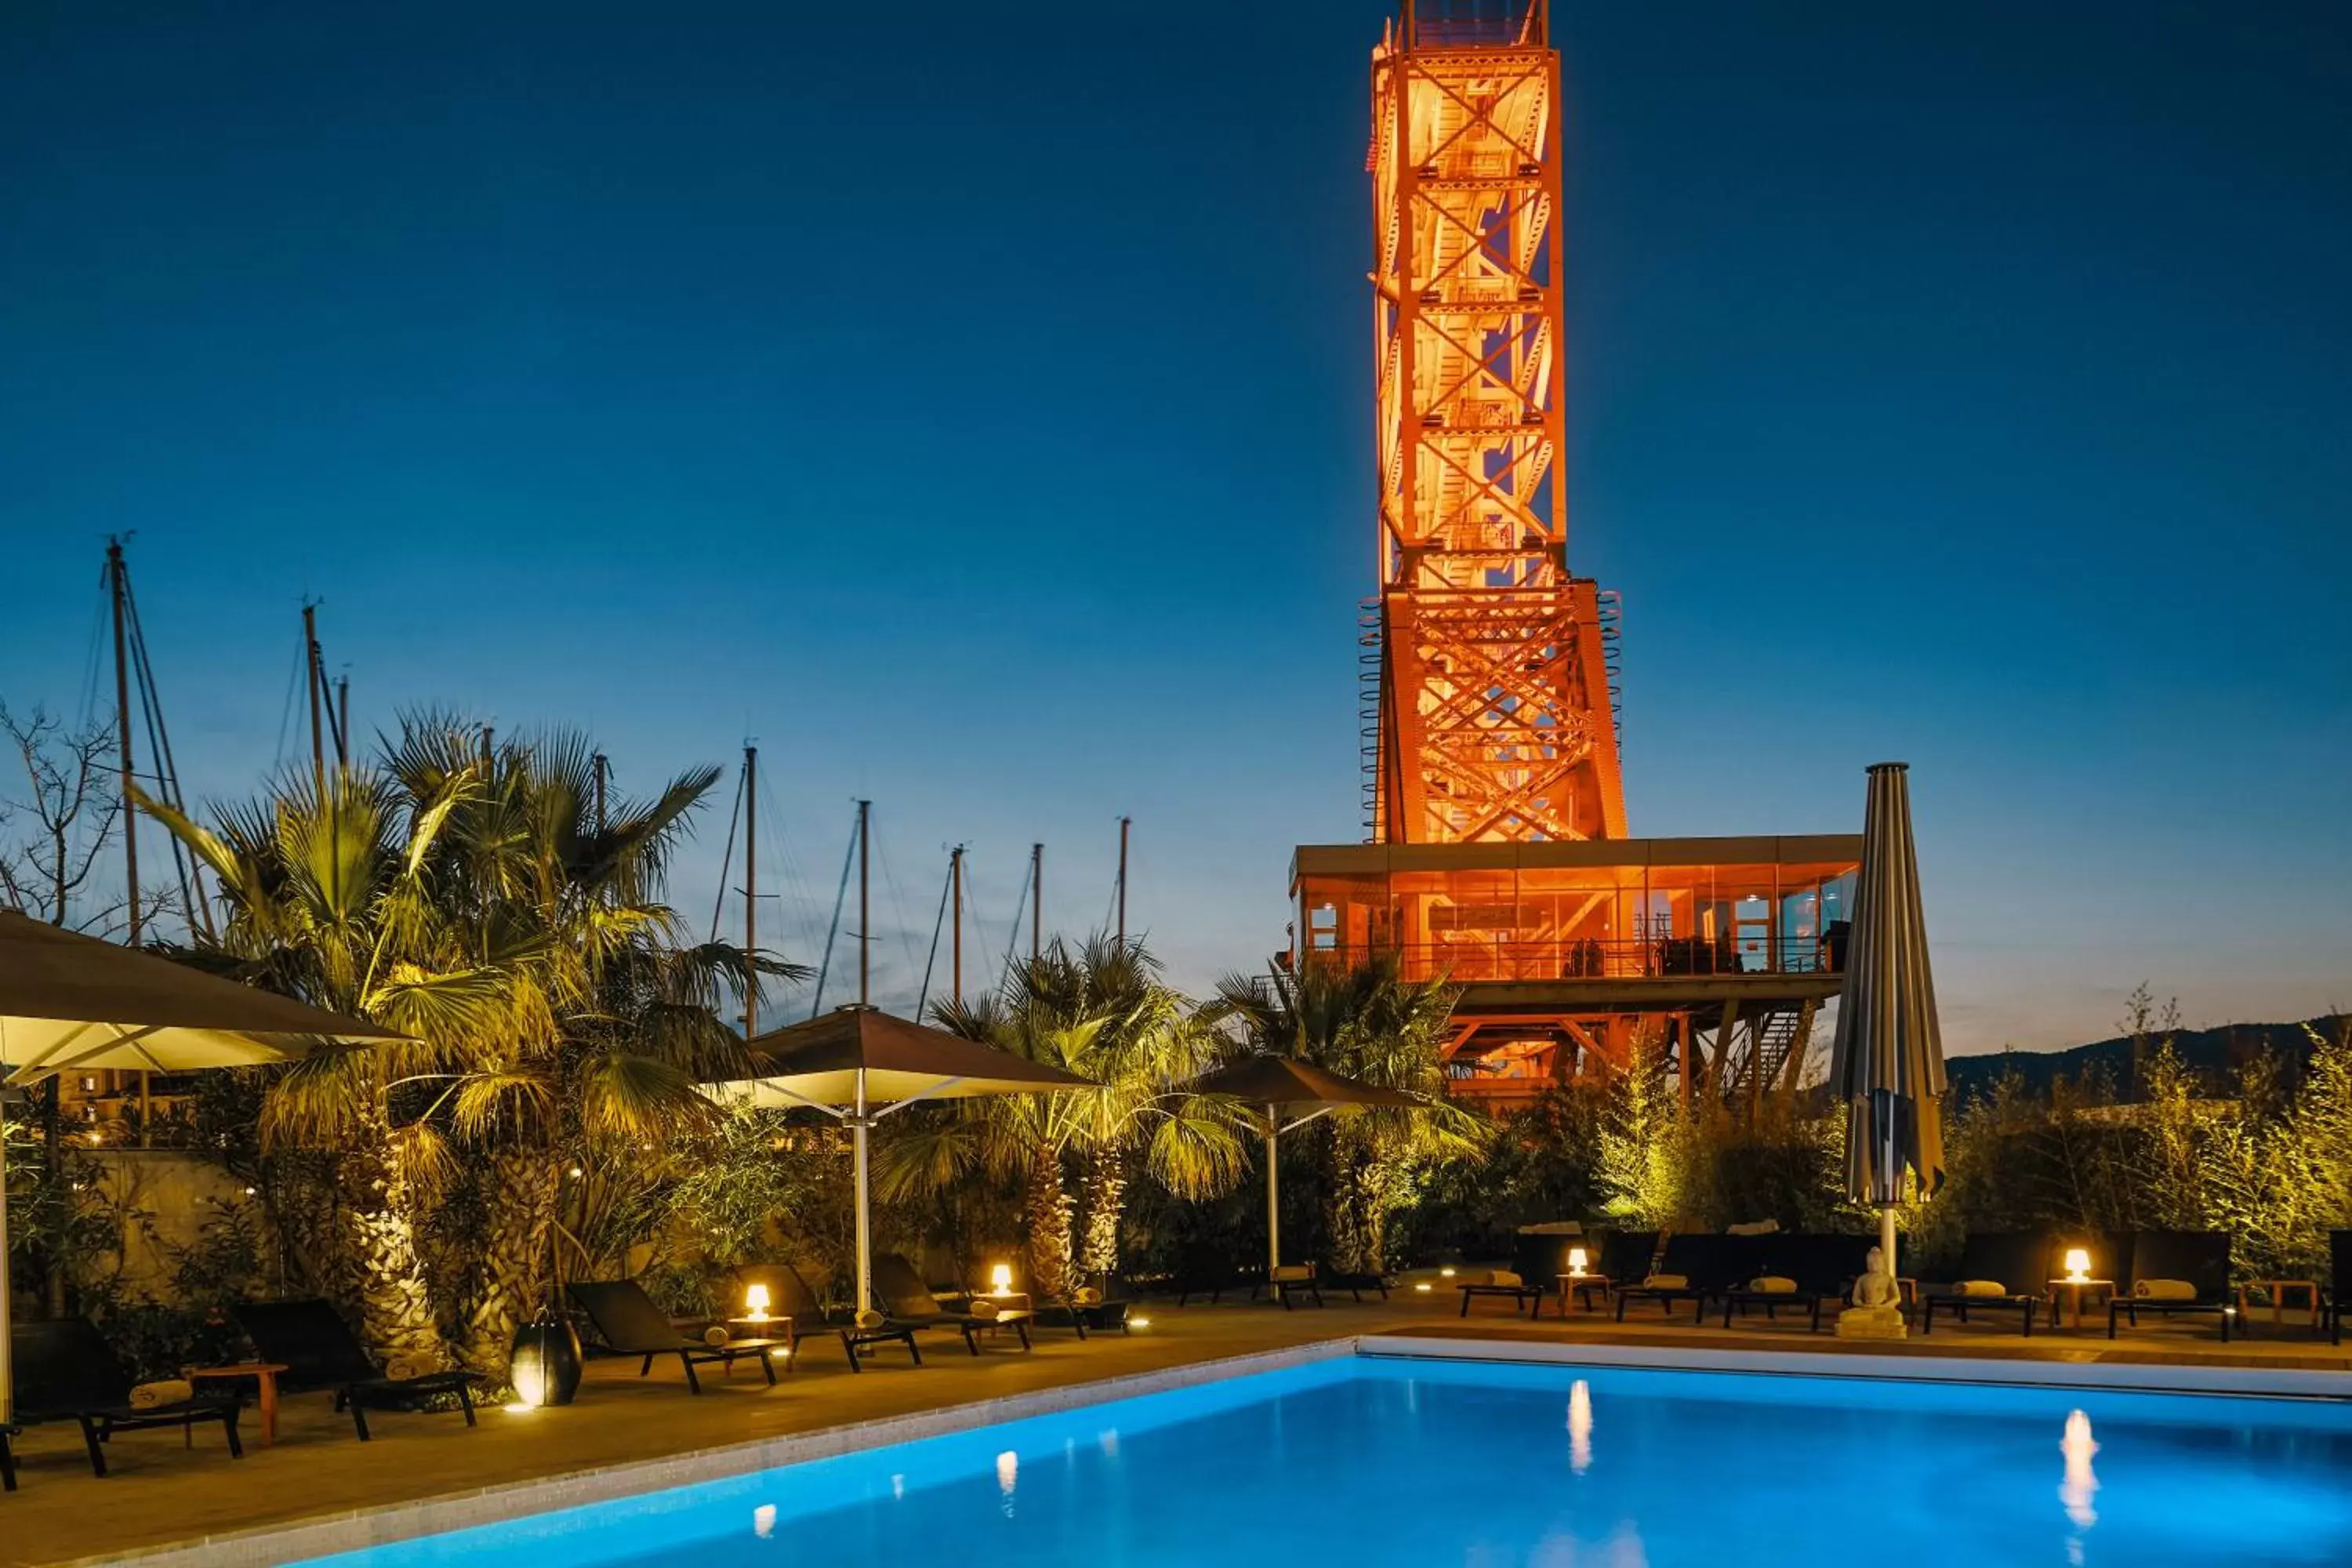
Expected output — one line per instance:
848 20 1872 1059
1827 763 1947 1284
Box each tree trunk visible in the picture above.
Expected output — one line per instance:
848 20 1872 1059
1078 1146 1126 1281
459 1148 559 1381
343 1121 449 1365
1020 1149 1075 1300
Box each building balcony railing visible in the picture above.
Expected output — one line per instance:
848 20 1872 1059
1306 932 1849 985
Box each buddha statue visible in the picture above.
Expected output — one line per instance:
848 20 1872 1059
1837 1243 1909 1339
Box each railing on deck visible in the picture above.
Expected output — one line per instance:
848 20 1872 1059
1303 933 1848 985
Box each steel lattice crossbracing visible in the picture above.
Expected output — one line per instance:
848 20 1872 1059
1368 1 1625 845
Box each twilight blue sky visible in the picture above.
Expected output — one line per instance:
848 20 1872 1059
3 1 2347 1052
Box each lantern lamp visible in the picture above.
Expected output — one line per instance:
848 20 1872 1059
2063 1248 2092 1283
1567 1247 1589 1275
744 1283 771 1320
990 1263 1014 1298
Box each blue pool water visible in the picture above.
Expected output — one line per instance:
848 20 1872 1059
315 1355 2352 1566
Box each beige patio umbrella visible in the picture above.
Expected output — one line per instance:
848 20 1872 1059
1185 1054 1417 1281
699 1004 1094 1316
0 910 408 1424
1825 762 1947 1282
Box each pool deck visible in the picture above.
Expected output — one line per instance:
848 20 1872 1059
7 1292 2346 1567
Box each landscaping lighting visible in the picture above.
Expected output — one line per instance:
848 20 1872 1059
1129 1316 1152 1330
1414 1282 1432 1293
1439 1265 1456 1277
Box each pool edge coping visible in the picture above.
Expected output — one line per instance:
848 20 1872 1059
1361 1332 2352 1399
56 1338 1358 1568
56 1332 2351 1566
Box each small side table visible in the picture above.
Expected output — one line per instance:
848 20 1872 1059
1553 1272 1609 1316
187 1362 289 1447
2046 1278 2114 1330
727 1316 797 1371
2237 1279 2322 1333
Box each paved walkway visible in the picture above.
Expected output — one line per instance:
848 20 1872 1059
4 1291 2342 1566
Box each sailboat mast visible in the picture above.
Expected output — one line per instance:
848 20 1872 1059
743 745 757 1038
858 800 872 1007
107 541 138 944
1116 815 1131 944
1030 842 1042 964
302 602 326 800
950 844 964 1006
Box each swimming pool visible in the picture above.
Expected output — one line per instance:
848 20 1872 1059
312 1352 2352 1566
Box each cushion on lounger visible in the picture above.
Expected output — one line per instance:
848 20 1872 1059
1488 1270 1523 1288
129 1379 195 1410
1271 1265 1315 1282
855 1308 887 1329
1642 1273 1688 1290
383 1355 434 1381
969 1298 1001 1319
1749 1276 1797 1294
701 1326 731 1346
2135 1278 2197 1301
1955 1280 2007 1298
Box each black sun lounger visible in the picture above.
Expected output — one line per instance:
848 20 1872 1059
2109 1231 2234 1342
1919 1232 2048 1337
569 1279 789 1392
237 1298 480 1440
9 1318 242 1476
872 1254 1033 1356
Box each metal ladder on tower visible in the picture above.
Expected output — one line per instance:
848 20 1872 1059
1358 598 1383 840
1752 1000 1818 1094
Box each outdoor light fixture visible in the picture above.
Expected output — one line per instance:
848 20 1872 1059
744 1283 771 1321
509 1310 584 1408
1129 1316 1152 1330
990 1263 1014 1297
1414 1282 1432 1293
1439 1265 1457 1278
2063 1248 2092 1283
1567 1247 1589 1275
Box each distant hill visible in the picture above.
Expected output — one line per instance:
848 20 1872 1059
1944 1015 2348 1105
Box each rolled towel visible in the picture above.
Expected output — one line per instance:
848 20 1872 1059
1726 1218 1780 1236
1749 1276 1797 1294
1270 1264 1315 1282
968 1298 1001 1319
129 1378 194 1410
383 1354 433 1382
1487 1269 1523 1289
1642 1273 1688 1290
854 1308 887 1330
1073 1286 1102 1307
1955 1279 2008 1299
702 1325 732 1347
2135 1278 2198 1301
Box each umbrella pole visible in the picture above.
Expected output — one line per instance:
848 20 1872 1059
1878 1204 1898 1285
1264 1105 1281 1279
853 1068 873 1316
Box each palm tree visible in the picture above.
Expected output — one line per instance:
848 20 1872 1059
1211 954 1483 1276
141 718 794 1374
879 936 1247 1298
1011 936 1247 1281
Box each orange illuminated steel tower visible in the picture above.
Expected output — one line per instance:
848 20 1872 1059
1293 2 1863 1108
1367 0 1623 848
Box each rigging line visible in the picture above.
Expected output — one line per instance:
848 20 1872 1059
754 770 822 968
872 816 924 985
915 852 952 1018
123 582 205 939
808 805 858 1019
270 624 306 768
706 755 746 945
1000 856 1032 990
77 575 110 734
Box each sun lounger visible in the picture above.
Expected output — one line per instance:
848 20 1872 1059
1715 1233 1870 1332
728 1261 924 1370
235 1298 479 1439
1315 1261 1390 1303
568 1279 789 1392
2107 1230 2232 1341
1 1420 16 1492
9 1318 242 1476
873 1254 1033 1354
1460 1232 1569 1317
1614 1232 1755 1323
1251 1261 1324 1308
1919 1232 2047 1337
